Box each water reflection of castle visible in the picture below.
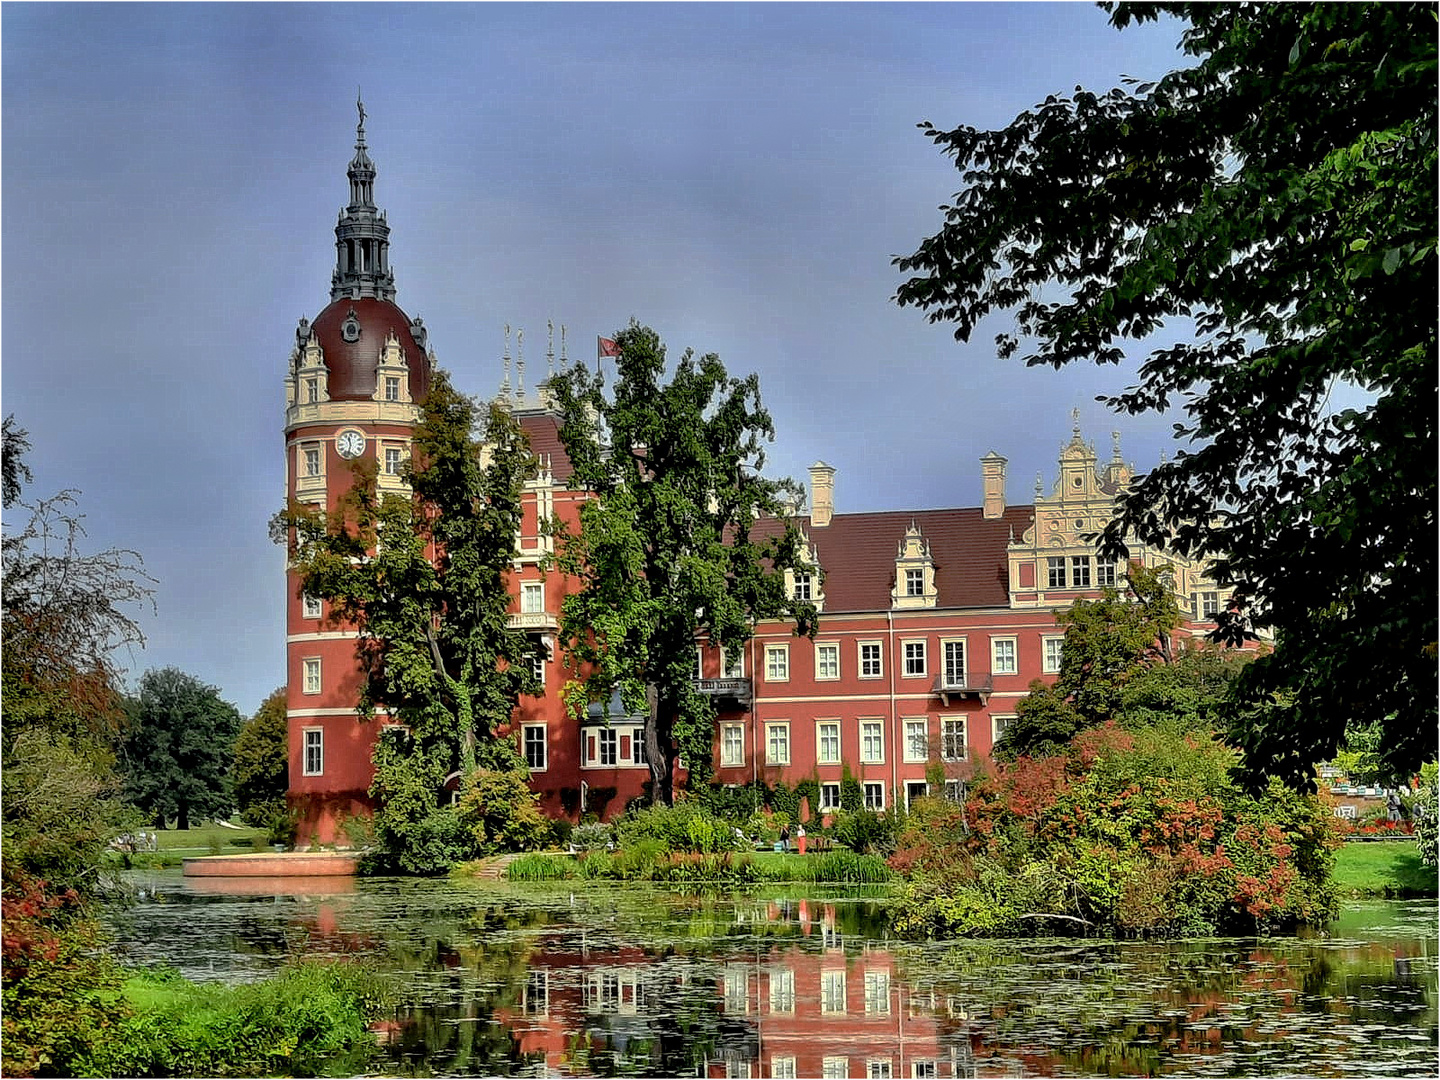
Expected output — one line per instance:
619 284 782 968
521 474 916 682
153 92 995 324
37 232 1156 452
497 900 978 1078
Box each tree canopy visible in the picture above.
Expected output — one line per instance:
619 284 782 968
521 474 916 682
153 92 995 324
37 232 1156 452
121 667 242 830
233 687 289 831
895 2 1436 788
276 370 540 870
548 322 818 804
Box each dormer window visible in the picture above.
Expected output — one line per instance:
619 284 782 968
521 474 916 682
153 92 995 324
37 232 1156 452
891 521 938 609
306 378 319 404
793 572 812 601
385 376 400 401
782 530 825 611
905 569 924 597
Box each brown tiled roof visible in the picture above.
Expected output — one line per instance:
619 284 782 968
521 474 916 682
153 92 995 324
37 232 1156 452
310 297 430 402
801 504 1034 612
516 412 575 483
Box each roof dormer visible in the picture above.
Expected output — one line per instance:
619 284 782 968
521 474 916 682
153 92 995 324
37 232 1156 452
785 529 825 612
891 520 937 609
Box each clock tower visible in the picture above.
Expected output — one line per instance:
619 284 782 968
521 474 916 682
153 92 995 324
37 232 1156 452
282 100 434 844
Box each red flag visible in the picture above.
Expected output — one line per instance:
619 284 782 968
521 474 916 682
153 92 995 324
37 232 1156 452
597 336 621 358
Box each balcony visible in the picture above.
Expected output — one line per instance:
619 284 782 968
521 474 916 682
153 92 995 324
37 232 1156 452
507 610 559 631
695 677 753 706
931 672 993 706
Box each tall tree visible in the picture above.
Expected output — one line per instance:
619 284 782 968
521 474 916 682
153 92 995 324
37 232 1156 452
276 370 539 870
121 668 242 830
895 3 1436 788
1000 562 1183 759
548 322 818 805
233 687 289 829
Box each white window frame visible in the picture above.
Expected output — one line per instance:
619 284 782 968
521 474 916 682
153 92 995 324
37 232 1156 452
631 730 648 767
302 444 322 478
911 1062 938 1080
1096 559 1117 587
904 567 924 596
1042 635 1064 674
941 638 967 688
769 968 796 1015
721 647 744 678
597 727 618 767
991 636 1018 675
860 720 884 764
305 377 319 404
864 781 885 811
816 720 841 764
383 446 404 476
1070 555 1092 588
903 718 928 763
858 640 883 679
902 639 927 678
523 723 547 771
864 970 892 1016
1047 556 1066 589
819 782 841 811
821 969 847 1015
521 581 544 613
992 714 1015 747
822 1059 849 1080
302 727 323 776
720 723 745 767
302 656 322 695
792 570 812 601
815 641 840 681
941 717 967 762
766 721 791 766
867 1061 894 1080
384 375 401 401
771 1058 797 1080
302 593 322 619
765 644 789 682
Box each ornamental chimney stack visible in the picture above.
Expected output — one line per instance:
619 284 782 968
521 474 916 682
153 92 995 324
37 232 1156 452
809 461 836 528
981 451 1007 519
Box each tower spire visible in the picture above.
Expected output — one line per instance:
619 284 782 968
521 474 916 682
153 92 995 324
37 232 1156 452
331 95 396 302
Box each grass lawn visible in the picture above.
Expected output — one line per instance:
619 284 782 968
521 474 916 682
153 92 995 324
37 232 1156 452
1332 840 1437 898
150 821 268 852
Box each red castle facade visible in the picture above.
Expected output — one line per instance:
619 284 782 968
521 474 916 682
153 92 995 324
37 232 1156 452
284 113 1232 844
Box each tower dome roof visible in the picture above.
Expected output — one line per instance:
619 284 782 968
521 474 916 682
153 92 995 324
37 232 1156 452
308 297 431 402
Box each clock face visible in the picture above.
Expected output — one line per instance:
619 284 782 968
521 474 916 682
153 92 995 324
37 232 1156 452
336 430 366 459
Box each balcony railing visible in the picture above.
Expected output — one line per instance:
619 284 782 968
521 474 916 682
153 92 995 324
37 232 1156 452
507 610 559 631
694 677 753 705
931 672 993 705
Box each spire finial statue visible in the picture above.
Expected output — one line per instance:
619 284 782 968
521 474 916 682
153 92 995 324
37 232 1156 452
1071 407 1081 436
356 89 367 140
516 328 526 402
1111 430 1122 462
500 324 512 402
560 324 568 363
546 319 556 378
1035 472 1044 497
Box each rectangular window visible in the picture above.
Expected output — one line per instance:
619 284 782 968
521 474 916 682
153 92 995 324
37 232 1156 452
769 969 795 1015
864 970 891 1015
815 642 840 680
992 637 1017 675
867 1062 893 1080
302 593 322 619
302 657 321 695
631 731 648 767
531 644 546 685
1096 559 1117 587
859 641 882 678
384 375 400 401
904 719 928 763
1071 556 1092 588
721 723 745 767
864 781 885 810
305 377 319 404
820 782 841 810
725 1063 751 1080
722 648 744 678
523 970 548 1015
771 1058 797 1080
724 967 749 1015
1197 590 1219 618
904 568 924 596
792 571 812 601
943 779 965 802
822 1059 849 1080
821 969 847 1014
817 721 841 764
766 722 791 766
992 715 1013 746
384 447 404 475
903 640 927 678
941 717 966 761
942 639 966 687
765 645 789 682
860 720 884 763
912 1063 938 1080
523 724 547 770
521 581 544 613
303 728 323 776
1047 556 1067 589
598 728 617 767
1043 636 1064 674
304 446 321 477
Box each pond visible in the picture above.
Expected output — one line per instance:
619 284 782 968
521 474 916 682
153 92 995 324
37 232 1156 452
104 872 1437 1077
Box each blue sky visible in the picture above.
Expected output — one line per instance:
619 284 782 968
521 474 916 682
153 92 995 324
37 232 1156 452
4 3 1192 715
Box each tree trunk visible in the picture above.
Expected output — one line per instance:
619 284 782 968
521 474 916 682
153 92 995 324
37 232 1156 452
644 683 673 806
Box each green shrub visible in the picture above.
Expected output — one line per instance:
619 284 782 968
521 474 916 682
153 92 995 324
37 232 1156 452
614 802 745 854
570 822 613 851
455 765 551 854
1413 778 1438 868
833 809 899 855
506 853 575 882
809 849 893 884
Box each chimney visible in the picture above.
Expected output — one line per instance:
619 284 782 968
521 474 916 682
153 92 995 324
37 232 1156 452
981 452 1007 519
809 461 836 527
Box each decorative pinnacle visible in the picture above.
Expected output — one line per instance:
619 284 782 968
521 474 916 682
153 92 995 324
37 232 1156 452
1112 430 1122 461
1071 406 1081 435
356 90 367 143
560 324 568 362
1035 472 1044 496
500 324 512 401
516 328 526 402
546 319 556 378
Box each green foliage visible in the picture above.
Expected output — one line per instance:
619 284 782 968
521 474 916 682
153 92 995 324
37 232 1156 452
1413 778 1438 869
889 723 1340 938
121 667 243 830
233 687 289 828
896 2 1437 790
547 322 818 804
278 370 540 872
93 961 390 1078
505 853 575 882
613 801 747 855
832 808 900 856
454 763 553 854
839 763 864 813
806 849 894 884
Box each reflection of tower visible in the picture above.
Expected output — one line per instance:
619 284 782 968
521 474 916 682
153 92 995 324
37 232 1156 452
283 101 435 845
